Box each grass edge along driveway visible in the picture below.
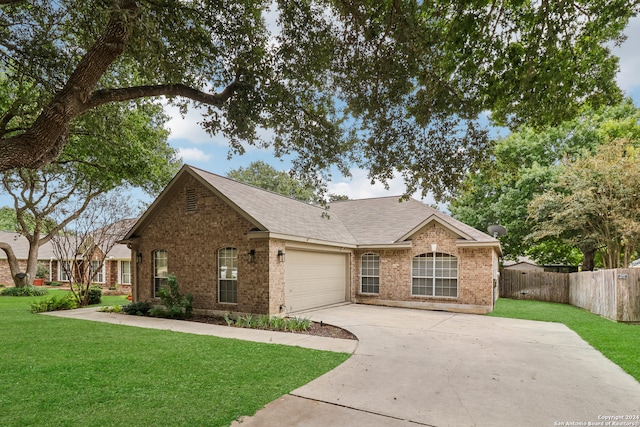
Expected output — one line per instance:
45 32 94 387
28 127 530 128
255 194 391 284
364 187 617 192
0 293 350 427
489 298 640 383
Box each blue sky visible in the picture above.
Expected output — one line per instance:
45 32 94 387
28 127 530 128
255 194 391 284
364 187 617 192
2 15 640 210
161 15 640 205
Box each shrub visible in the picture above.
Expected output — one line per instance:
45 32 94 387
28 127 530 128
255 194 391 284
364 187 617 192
224 312 234 326
30 293 78 313
287 317 312 331
123 301 153 316
1 286 49 297
223 314 312 332
48 281 62 287
235 314 256 328
81 286 102 305
99 305 123 313
149 274 193 320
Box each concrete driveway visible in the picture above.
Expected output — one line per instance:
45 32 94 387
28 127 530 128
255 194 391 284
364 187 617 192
234 304 640 427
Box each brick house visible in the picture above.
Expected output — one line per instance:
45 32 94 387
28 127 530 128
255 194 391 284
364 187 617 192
122 165 502 315
0 223 134 292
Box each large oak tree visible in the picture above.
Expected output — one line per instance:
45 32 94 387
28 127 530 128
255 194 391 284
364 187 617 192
0 0 637 199
0 101 179 286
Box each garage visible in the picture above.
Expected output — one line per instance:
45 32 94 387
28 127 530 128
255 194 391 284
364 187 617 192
284 250 349 312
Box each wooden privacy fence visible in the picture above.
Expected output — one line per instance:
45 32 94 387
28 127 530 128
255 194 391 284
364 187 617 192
499 268 640 322
500 270 570 303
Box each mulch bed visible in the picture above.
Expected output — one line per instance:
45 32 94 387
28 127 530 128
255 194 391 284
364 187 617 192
190 314 357 340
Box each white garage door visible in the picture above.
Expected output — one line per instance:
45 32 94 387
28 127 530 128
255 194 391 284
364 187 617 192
285 250 348 312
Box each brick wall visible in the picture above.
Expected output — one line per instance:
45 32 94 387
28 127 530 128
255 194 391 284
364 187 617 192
268 239 286 315
132 174 271 315
353 222 497 313
0 259 27 285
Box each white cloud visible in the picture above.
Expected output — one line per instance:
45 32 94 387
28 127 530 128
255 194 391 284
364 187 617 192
327 168 439 207
177 147 211 162
613 15 640 92
165 104 215 145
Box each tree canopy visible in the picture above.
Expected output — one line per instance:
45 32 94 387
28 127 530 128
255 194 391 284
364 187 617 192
227 161 318 203
1 0 636 200
227 161 348 203
0 101 179 285
450 101 640 269
530 138 640 269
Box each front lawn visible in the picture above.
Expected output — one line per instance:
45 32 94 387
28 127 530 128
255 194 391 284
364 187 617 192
489 298 640 382
0 293 350 427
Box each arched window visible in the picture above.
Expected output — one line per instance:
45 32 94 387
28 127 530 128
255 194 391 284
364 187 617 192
361 253 380 294
218 247 238 304
412 253 458 297
153 249 168 297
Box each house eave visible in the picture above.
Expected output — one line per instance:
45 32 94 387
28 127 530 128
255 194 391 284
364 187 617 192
247 231 357 249
455 240 503 256
398 214 474 242
356 242 412 249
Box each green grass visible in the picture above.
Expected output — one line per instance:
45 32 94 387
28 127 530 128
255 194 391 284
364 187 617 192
0 292 350 427
489 298 640 382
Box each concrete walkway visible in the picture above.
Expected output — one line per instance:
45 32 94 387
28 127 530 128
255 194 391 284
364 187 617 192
43 307 358 353
45 304 640 427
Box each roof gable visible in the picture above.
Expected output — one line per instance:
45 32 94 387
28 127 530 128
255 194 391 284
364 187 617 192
124 165 500 251
124 165 357 245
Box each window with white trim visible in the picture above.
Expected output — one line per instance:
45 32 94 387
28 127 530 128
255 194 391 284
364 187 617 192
153 250 168 296
59 260 72 282
90 260 104 283
120 260 131 284
218 247 238 304
412 253 458 297
360 253 380 294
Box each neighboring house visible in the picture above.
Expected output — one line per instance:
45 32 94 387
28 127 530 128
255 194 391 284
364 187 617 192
503 257 579 273
121 165 502 315
0 220 135 292
503 257 545 272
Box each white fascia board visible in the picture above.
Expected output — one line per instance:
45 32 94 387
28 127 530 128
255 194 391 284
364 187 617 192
398 215 473 242
247 231 357 249
455 239 503 256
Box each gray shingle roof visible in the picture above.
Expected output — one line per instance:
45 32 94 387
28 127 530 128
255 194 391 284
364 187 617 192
0 231 56 260
190 166 357 244
0 218 135 261
188 166 498 248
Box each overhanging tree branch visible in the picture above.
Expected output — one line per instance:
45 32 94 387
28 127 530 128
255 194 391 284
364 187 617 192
85 81 241 110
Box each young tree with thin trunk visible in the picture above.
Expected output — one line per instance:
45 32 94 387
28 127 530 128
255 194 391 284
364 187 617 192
50 194 134 306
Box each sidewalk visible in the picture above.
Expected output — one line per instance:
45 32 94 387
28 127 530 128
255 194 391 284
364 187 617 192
42 308 359 354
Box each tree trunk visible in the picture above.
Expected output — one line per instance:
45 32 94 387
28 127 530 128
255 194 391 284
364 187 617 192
581 247 596 271
0 241 25 287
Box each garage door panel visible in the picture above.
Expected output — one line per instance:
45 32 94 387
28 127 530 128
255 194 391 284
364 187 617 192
285 250 347 312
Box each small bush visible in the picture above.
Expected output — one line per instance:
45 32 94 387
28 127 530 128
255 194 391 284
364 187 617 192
30 293 78 313
123 301 153 316
287 317 312 331
98 305 123 313
269 316 286 331
224 312 234 326
81 286 102 305
150 274 193 320
223 314 312 332
1 286 49 297
48 281 62 287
